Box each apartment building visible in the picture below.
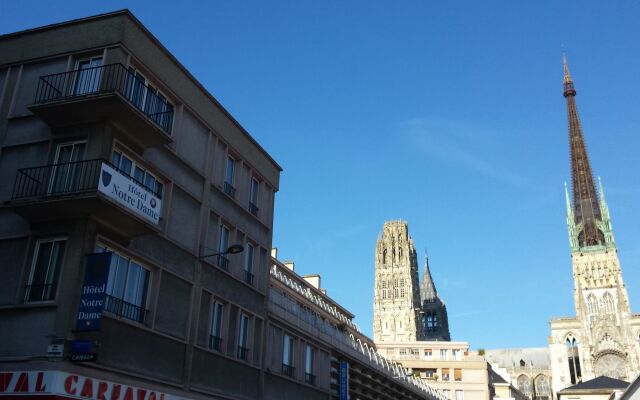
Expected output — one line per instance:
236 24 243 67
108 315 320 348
377 342 494 400
0 10 280 400
267 254 446 400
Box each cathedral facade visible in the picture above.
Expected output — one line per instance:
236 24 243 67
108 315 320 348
549 55 640 394
373 221 450 343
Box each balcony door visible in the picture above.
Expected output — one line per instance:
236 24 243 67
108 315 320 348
74 57 103 95
49 141 87 194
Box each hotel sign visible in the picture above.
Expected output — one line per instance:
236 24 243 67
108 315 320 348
75 253 111 332
0 370 191 400
339 361 349 400
98 162 161 225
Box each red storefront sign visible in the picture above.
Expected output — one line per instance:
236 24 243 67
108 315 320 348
0 371 189 400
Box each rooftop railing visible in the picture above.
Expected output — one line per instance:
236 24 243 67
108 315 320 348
33 63 174 134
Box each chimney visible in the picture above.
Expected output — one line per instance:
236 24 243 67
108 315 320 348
303 274 321 290
283 261 294 271
271 248 278 258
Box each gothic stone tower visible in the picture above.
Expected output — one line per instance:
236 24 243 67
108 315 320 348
549 54 640 395
421 255 451 341
373 221 423 342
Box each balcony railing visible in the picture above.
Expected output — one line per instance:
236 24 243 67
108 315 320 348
33 63 173 134
104 294 148 324
305 372 315 385
223 181 236 198
217 255 229 271
24 283 57 302
249 202 259 216
282 363 295 377
11 159 161 201
243 270 254 285
209 335 223 351
237 346 249 361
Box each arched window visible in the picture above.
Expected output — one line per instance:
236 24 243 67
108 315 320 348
426 313 434 330
433 313 438 328
587 294 598 315
400 287 405 298
383 249 387 264
399 248 403 258
534 375 550 400
566 336 582 384
517 375 533 398
601 292 614 313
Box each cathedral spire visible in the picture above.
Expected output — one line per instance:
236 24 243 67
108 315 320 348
563 53 604 247
420 255 438 302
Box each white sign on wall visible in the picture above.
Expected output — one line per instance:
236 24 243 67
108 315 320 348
98 163 161 225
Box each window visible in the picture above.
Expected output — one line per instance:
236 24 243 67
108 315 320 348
224 157 236 198
440 349 448 360
426 313 434 329
125 67 174 131
244 243 254 285
305 345 315 384
103 248 150 324
249 178 259 215
111 150 163 197
50 141 86 194
566 337 582 384
383 249 387 264
455 390 464 400
411 348 420 356
424 349 432 358
74 57 102 95
209 301 224 351
587 294 599 315
25 238 66 302
399 348 407 356
237 313 249 360
442 368 450 381
282 334 294 377
454 368 462 381
400 287 406 298
443 390 451 399
425 369 436 379
217 225 230 270
452 349 461 360
601 292 614 314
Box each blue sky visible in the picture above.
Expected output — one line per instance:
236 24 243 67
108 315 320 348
3 1 640 349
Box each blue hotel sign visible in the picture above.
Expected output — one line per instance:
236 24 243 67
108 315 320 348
75 252 111 331
339 361 349 400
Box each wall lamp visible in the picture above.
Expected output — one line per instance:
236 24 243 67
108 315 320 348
198 244 244 260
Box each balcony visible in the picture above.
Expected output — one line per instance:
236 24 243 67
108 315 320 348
6 159 162 236
243 270 254 285
209 335 223 351
282 363 295 378
305 372 315 385
28 63 174 148
223 181 236 199
249 202 259 216
237 346 249 361
216 254 230 271
104 295 148 324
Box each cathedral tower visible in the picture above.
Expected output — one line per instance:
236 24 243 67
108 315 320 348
373 221 423 342
420 255 451 341
549 54 640 394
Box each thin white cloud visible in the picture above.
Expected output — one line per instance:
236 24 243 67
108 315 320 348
400 117 530 188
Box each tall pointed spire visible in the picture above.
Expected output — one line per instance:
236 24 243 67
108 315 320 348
420 255 437 302
563 53 604 247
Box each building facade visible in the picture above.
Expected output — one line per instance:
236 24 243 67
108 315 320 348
373 221 450 343
484 348 552 400
0 10 283 400
549 55 640 395
268 252 446 400
377 342 516 400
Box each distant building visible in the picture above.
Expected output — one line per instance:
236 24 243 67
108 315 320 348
373 221 450 343
548 55 640 394
484 348 552 400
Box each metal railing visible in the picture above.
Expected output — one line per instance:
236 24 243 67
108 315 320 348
282 363 295 377
249 202 259 216
24 283 57 302
217 255 229 271
237 346 249 361
223 181 236 198
11 159 162 201
104 294 148 324
12 159 103 200
209 335 223 351
305 372 315 385
33 63 174 134
244 270 254 285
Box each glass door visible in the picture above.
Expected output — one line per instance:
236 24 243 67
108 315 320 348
74 57 103 95
49 141 87 194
